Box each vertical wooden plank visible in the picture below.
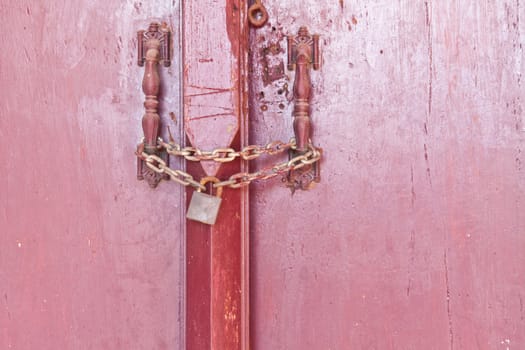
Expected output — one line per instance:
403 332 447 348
249 0 524 349
0 1 184 349
183 1 249 349
430 1 525 348
250 1 451 348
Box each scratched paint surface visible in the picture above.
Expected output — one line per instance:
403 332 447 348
249 1 525 349
184 1 242 176
184 1 248 349
0 1 184 349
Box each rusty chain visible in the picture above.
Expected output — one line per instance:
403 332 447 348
136 139 321 190
138 152 206 191
159 138 296 163
213 145 321 189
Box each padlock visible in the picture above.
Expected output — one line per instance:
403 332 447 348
186 176 223 225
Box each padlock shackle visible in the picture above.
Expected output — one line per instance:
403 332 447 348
199 176 223 198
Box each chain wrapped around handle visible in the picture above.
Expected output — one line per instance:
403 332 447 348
136 22 170 188
134 22 323 193
159 138 296 162
135 138 321 190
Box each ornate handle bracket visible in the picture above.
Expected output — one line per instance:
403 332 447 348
286 27 321 191
136 22 171 188
287 26 320 152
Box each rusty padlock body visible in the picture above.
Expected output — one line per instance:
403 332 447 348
186 177 223 225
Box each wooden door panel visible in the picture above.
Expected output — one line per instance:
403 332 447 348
1 1 184 349
183 1 249 349
3 0 524 349
249 1 524 349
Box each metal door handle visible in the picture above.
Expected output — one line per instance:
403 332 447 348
136 22 171 188
133 23 322 193
286 27 322 191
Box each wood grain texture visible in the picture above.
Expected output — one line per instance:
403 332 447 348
249 1 524 349
0 1 184 349
184 1 250 350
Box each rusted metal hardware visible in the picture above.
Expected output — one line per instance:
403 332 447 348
285 146 322 192
286 27 321 191
213 144 321 189
136 22 171 188
137 143 321 190
287 26 320 151
248 0 269 28
136 150 206 191
137 22 171 67
133 23 324 192
160 138 296 162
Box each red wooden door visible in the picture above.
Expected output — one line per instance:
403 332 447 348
3 1 525 350
248 1 525 350
1 1 185 349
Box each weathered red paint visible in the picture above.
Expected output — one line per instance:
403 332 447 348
183 1 244 177
1 1 183 349
249 1 524 349
184 1 249 349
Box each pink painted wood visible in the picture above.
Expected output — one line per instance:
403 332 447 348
249 1 525 349
0 1 184 349
3 1 524 349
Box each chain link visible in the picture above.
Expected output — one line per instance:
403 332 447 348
159 138 296 163
137 139 320 191
213 145 321 189
138 152 206 191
